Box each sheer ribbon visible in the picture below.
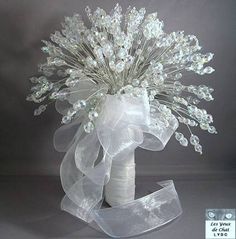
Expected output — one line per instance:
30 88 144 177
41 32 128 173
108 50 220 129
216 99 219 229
54 89 182 237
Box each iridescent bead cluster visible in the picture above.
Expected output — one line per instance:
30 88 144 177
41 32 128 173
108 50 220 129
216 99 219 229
27 4 217 154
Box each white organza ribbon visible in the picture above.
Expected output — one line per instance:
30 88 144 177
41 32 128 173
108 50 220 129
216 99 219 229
54 89 182 238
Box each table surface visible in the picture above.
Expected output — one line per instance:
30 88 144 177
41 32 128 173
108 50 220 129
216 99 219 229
0 176 235 239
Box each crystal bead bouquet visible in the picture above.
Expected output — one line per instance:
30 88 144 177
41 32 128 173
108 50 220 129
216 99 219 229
27 4 216 237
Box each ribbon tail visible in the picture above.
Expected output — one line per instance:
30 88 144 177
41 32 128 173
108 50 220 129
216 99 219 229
60 129 113 223
92 180 182 238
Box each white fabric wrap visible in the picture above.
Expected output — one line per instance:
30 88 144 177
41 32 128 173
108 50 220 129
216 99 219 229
105 152 135 206
54 90 182 238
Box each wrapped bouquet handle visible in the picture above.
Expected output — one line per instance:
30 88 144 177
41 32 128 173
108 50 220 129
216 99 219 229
27 3 216 238
104 152 135 206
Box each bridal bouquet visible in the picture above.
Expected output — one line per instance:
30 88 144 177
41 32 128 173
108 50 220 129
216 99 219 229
27 4 216 237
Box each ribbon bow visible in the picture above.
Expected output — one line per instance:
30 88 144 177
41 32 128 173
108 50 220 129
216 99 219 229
54 89 182 237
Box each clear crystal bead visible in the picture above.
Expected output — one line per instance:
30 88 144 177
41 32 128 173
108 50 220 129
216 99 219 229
73 100 86 110
109 61 116 71
205 52 214 62
208 126 217 134
141 80 149 88
84 121 94 133
190 134 200 145
34 105 47 116
175 132 183 141
150 90 157 96
62 115 71 124
175 73 182 80
115 60 125 73
88 111 98 120
117 48 128 59
200 123 209 130
86 57 97 68
143 19 163 39
204 66 215 74
131 79 140 87
180 138 188 147
192 98 200 104
189 120 197 127
149 95 154 101
194 144 202 154
102 43 113 58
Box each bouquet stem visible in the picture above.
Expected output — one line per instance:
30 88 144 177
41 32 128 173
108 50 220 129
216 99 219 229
105 152 135 207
